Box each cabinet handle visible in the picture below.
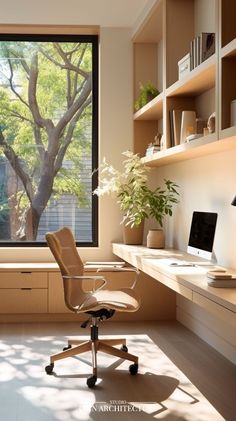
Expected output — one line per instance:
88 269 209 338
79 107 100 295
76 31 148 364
21 288 32 290
20 271 32 274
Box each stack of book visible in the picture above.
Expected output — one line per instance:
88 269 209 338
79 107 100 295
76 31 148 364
145 144 161 156
190 32 215 70
207 270 236 288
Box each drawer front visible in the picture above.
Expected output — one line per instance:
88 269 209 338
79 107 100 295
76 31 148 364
0 272 48 288
193 292 236 328
0 289 48 313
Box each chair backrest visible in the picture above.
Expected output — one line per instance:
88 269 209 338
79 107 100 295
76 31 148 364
46 227 88 311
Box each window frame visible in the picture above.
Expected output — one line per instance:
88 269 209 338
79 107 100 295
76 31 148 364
0 32 99 247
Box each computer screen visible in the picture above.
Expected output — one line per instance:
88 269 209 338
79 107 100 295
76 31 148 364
187 211 218 260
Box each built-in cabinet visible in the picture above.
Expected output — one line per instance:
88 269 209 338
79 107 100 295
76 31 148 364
0 264 175 321
133 0 236 167
0 271 48 313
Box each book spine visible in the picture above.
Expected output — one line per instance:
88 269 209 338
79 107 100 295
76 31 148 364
190 40 194 70
169 110 174 147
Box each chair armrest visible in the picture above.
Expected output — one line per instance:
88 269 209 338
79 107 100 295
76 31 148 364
96 267 140 289
62 275 107 292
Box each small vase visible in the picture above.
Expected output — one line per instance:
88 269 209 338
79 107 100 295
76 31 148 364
147 229 165 249
122 221 144 245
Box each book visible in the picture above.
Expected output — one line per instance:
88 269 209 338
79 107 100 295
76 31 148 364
190 39 194 70
145 145 160 156
194 36 198 69
173 109 182 146
207 279 236 288
207 270 232 279
169 110 174 147
199 32 215 63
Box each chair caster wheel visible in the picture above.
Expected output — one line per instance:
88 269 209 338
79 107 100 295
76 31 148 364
63 344 72 351
129 363 138 375
45 363 54 375
120 344 128 352
87 375 97 388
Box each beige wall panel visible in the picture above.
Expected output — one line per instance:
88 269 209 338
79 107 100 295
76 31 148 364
134 43 158 99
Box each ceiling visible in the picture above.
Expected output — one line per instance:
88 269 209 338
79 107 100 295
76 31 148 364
1 0 154 28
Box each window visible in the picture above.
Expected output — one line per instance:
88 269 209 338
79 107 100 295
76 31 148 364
0 33 98 246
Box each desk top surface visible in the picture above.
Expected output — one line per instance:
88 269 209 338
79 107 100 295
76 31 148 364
112 243 236 313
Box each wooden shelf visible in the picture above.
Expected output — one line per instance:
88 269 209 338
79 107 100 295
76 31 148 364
221 38 236 58
134 92 163 121
220 126 236 140
133 0 163 43
133 0 236 168
140 133 236 167
166 55 216 97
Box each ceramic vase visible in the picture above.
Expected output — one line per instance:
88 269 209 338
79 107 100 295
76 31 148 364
147 229 165 248
122 221 144 245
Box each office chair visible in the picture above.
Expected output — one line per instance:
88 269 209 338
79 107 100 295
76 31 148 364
45 227 141 388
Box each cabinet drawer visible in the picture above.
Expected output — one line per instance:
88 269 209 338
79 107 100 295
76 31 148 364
0 272 48 288
193 292 236 328
0 289 48 313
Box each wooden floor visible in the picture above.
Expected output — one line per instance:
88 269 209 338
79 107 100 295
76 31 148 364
0 320 235 421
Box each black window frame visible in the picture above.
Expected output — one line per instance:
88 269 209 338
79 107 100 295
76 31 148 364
0 32 98 247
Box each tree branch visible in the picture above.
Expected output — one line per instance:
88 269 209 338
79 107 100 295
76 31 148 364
38 44 88 79
54 96 91 174
53 43 88 79
33 125 45 160
0 129 34 202
28 53 54 133
5 108 33 125
7 59 29 109
54 73 92 137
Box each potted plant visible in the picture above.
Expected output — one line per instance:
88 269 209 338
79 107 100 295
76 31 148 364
94 151 149 244
93 151 179 245
134 81 160 111
146 180 179 248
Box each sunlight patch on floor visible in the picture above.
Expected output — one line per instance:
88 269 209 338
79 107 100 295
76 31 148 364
0 326 225 421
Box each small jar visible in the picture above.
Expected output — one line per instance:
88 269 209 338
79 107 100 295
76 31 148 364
147 229 165 249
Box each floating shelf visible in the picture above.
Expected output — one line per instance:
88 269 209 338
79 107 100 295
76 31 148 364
166 55 216 97
221 38 236 58
133 92 163 121
141 133 236 167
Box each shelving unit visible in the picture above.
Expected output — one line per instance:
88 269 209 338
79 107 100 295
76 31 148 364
219 0 236 138
132 0 236 167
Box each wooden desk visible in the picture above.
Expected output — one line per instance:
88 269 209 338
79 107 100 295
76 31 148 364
112 244 236 327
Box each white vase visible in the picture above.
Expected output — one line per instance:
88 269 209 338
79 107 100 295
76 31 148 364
147 229 165 249
180 110 196 143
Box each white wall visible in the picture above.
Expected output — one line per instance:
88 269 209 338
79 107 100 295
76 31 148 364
155 149 236 269
153 149 236 363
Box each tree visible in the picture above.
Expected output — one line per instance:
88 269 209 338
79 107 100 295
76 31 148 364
0 38 94 240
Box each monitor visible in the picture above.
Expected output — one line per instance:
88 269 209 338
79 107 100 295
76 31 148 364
187 211 218 260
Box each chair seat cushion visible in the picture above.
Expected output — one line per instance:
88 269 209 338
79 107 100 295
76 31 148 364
78 288 141 313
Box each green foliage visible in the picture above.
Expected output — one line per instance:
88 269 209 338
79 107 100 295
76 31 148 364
94 151 179 227
0 193 9 223
134 81 160 111
0 40 93 218
147 179 179 227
